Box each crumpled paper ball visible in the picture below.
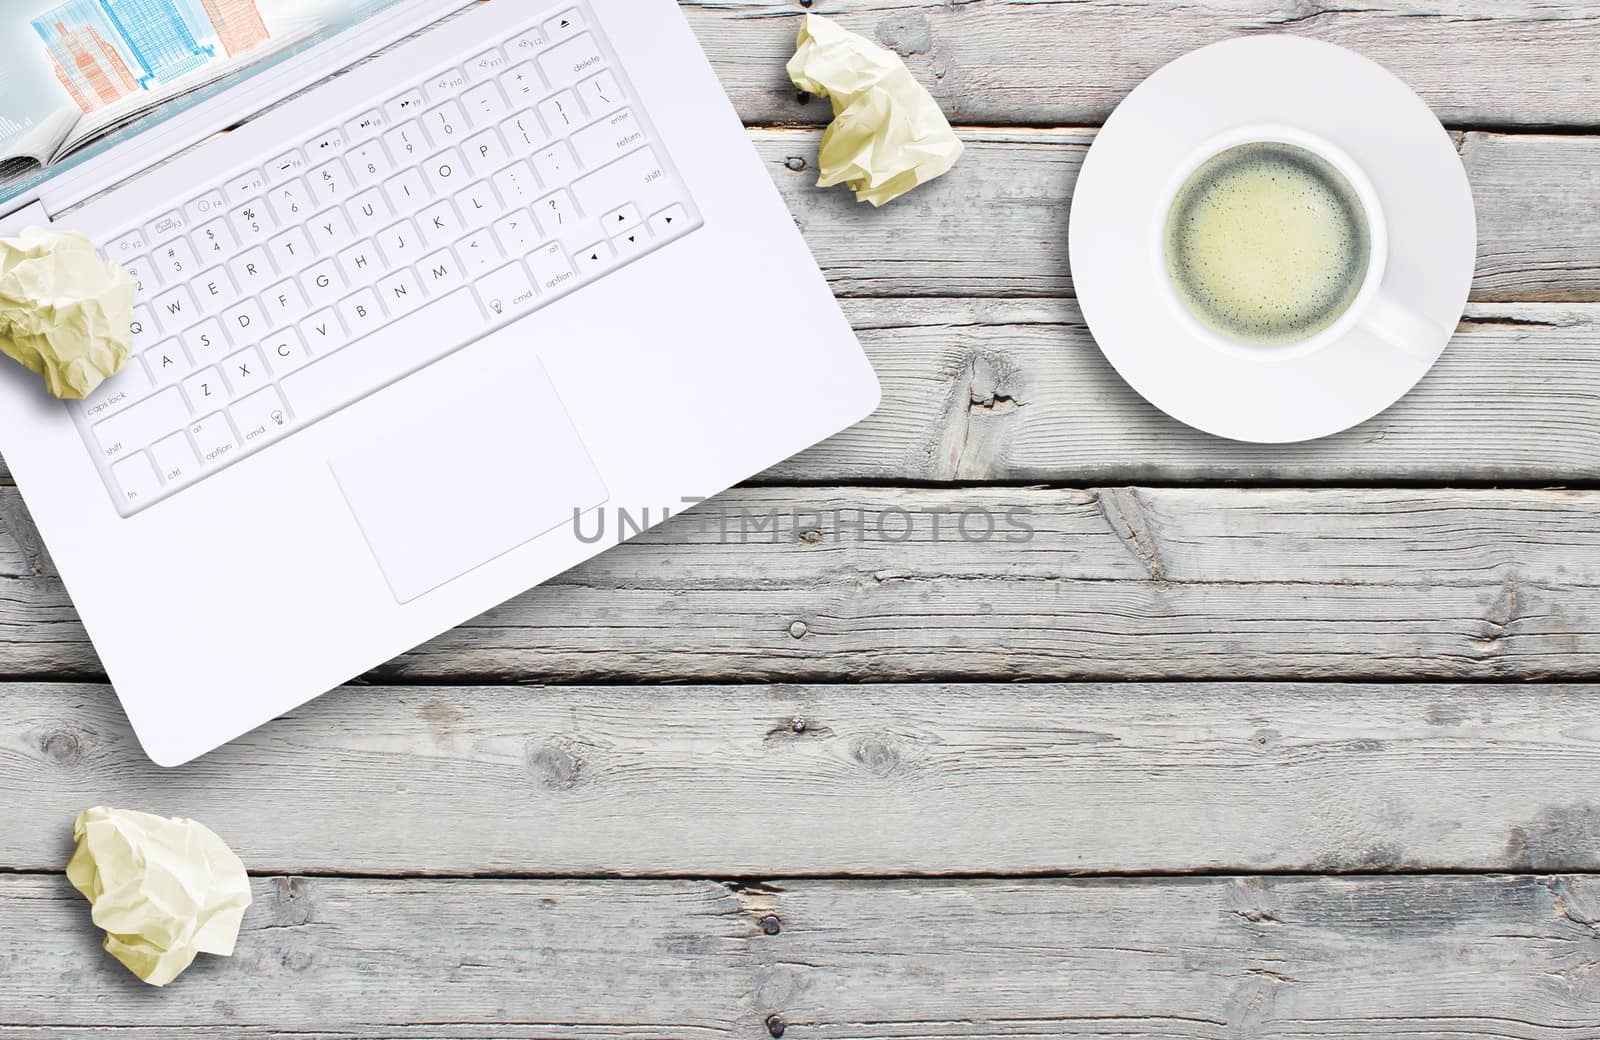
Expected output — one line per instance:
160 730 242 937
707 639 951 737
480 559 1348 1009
786 14 965 206
66 806 253 986
0 227 135 399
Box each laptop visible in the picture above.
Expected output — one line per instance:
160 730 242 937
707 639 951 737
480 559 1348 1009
0 0 880 765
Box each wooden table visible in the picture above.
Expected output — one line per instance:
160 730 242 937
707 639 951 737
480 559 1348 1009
6 1 1600 1035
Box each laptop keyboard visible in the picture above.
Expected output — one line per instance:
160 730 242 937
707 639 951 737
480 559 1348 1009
73 3 700 516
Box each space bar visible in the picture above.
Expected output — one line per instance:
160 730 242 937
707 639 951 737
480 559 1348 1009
280 289 487 424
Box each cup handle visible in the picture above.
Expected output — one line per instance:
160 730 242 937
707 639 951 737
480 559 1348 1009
1361 291 1452 361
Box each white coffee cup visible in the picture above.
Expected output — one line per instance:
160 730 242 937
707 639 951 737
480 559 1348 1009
1152 124 1446 362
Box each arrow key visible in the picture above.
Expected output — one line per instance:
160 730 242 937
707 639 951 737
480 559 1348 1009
576 241 612 276
611 224 650 255
600 203 642 233
650 204 689 240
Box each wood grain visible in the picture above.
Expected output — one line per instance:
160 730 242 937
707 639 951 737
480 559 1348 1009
756 130 1600 303
6 872 1600 1036
7 681 1600 876
685 0 1600 131
6 485 1600 683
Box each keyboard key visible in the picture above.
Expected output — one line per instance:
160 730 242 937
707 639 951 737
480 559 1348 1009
600 203 642 234
228 246 276 292
493 208 539 255
302 258 345 308
263 328 313 374
233 387 293 447
339 240 384 284
463 128 510 177
345 109 387 141
384 89 427 122
184 189 228 224
527 241 577 294
191 267 235 311
145 210 188 243
181 318 229 365
378 219 427 265
222 298 265 340
507 26 549 57
268 179 314 225
572 109 644 169
309 208 356 252
268 226 315 273
493 162 540 209
152 285 198 326
578 71 622 114
263 279 309 326
476 262 538 319
377 268 426 314
532 141 578 186
349 187 396 235
122 256 162 298
571 147 670 217
500 111 542 153
223 347 267 395
307 128 347 157
229 200 274 244
107 230 149 261
112 453 161 506
575 241 612 276
535 190 577 232
539 33 603 89
299 308 347 354
452 181 498 225
546 9 583 37
428 68 468 100
465 48 510 81
339 288 386 338
150 432 201 486
500 62 543 106
417 201 462 249
130 306 159 349
454 228 503 278
348 139 394 187
462 81 510 126
225 169 266 204
183 366 230 408
81 361 152 421
424 148 467 197
308 158 353 205
266 149 306 184
193 217 236 261
93 387 188 461
383 121 431 163
383 167 429 212
281 289 485 424
190 412 240 468
144 339 189 386
423 100 468 145
613 224 648 255
538 91 584 134
418 248 465 293
650 204 689 238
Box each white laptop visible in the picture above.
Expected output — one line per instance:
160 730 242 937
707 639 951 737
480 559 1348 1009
0 0 879 765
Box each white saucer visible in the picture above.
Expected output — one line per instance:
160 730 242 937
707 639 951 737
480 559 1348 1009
1068 36 1476 443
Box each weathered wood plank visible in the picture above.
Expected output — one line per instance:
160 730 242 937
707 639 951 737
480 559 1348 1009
6 681 1600 876
687 0 1600 130
5 873 1600 1036
756 130 1600 303
4 486 1600 682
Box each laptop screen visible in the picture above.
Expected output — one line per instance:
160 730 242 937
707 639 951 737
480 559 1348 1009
1 0 409 208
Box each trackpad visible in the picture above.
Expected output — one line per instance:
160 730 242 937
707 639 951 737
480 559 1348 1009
330 367 608 604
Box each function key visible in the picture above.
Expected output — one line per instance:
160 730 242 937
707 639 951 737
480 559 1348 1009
544 9 583 40
184 189 227 224
385 89 428 122
107 229 150 259
345 109 387 141
427 67 468 99
506 26 548 56
225 169 266 204
465 48 509 80
144 210 188 242
307 128 347 157
265 149 306 184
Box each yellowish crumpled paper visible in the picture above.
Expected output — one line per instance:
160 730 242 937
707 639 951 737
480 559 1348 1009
786 13 964 206
0 227 135 399
67 807 253 986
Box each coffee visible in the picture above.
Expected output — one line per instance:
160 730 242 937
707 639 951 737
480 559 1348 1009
1164 141 1372 347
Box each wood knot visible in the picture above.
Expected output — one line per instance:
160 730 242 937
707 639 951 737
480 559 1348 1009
851 734 904 777
39 729 82 765
528 737 586 790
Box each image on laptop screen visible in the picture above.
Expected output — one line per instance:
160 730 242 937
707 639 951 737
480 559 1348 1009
1 0 409 207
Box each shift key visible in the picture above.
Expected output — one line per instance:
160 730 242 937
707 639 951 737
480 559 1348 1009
93 388 189 461
571 147 669 218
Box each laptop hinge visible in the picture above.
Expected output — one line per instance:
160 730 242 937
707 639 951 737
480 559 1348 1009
0 200 53 237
